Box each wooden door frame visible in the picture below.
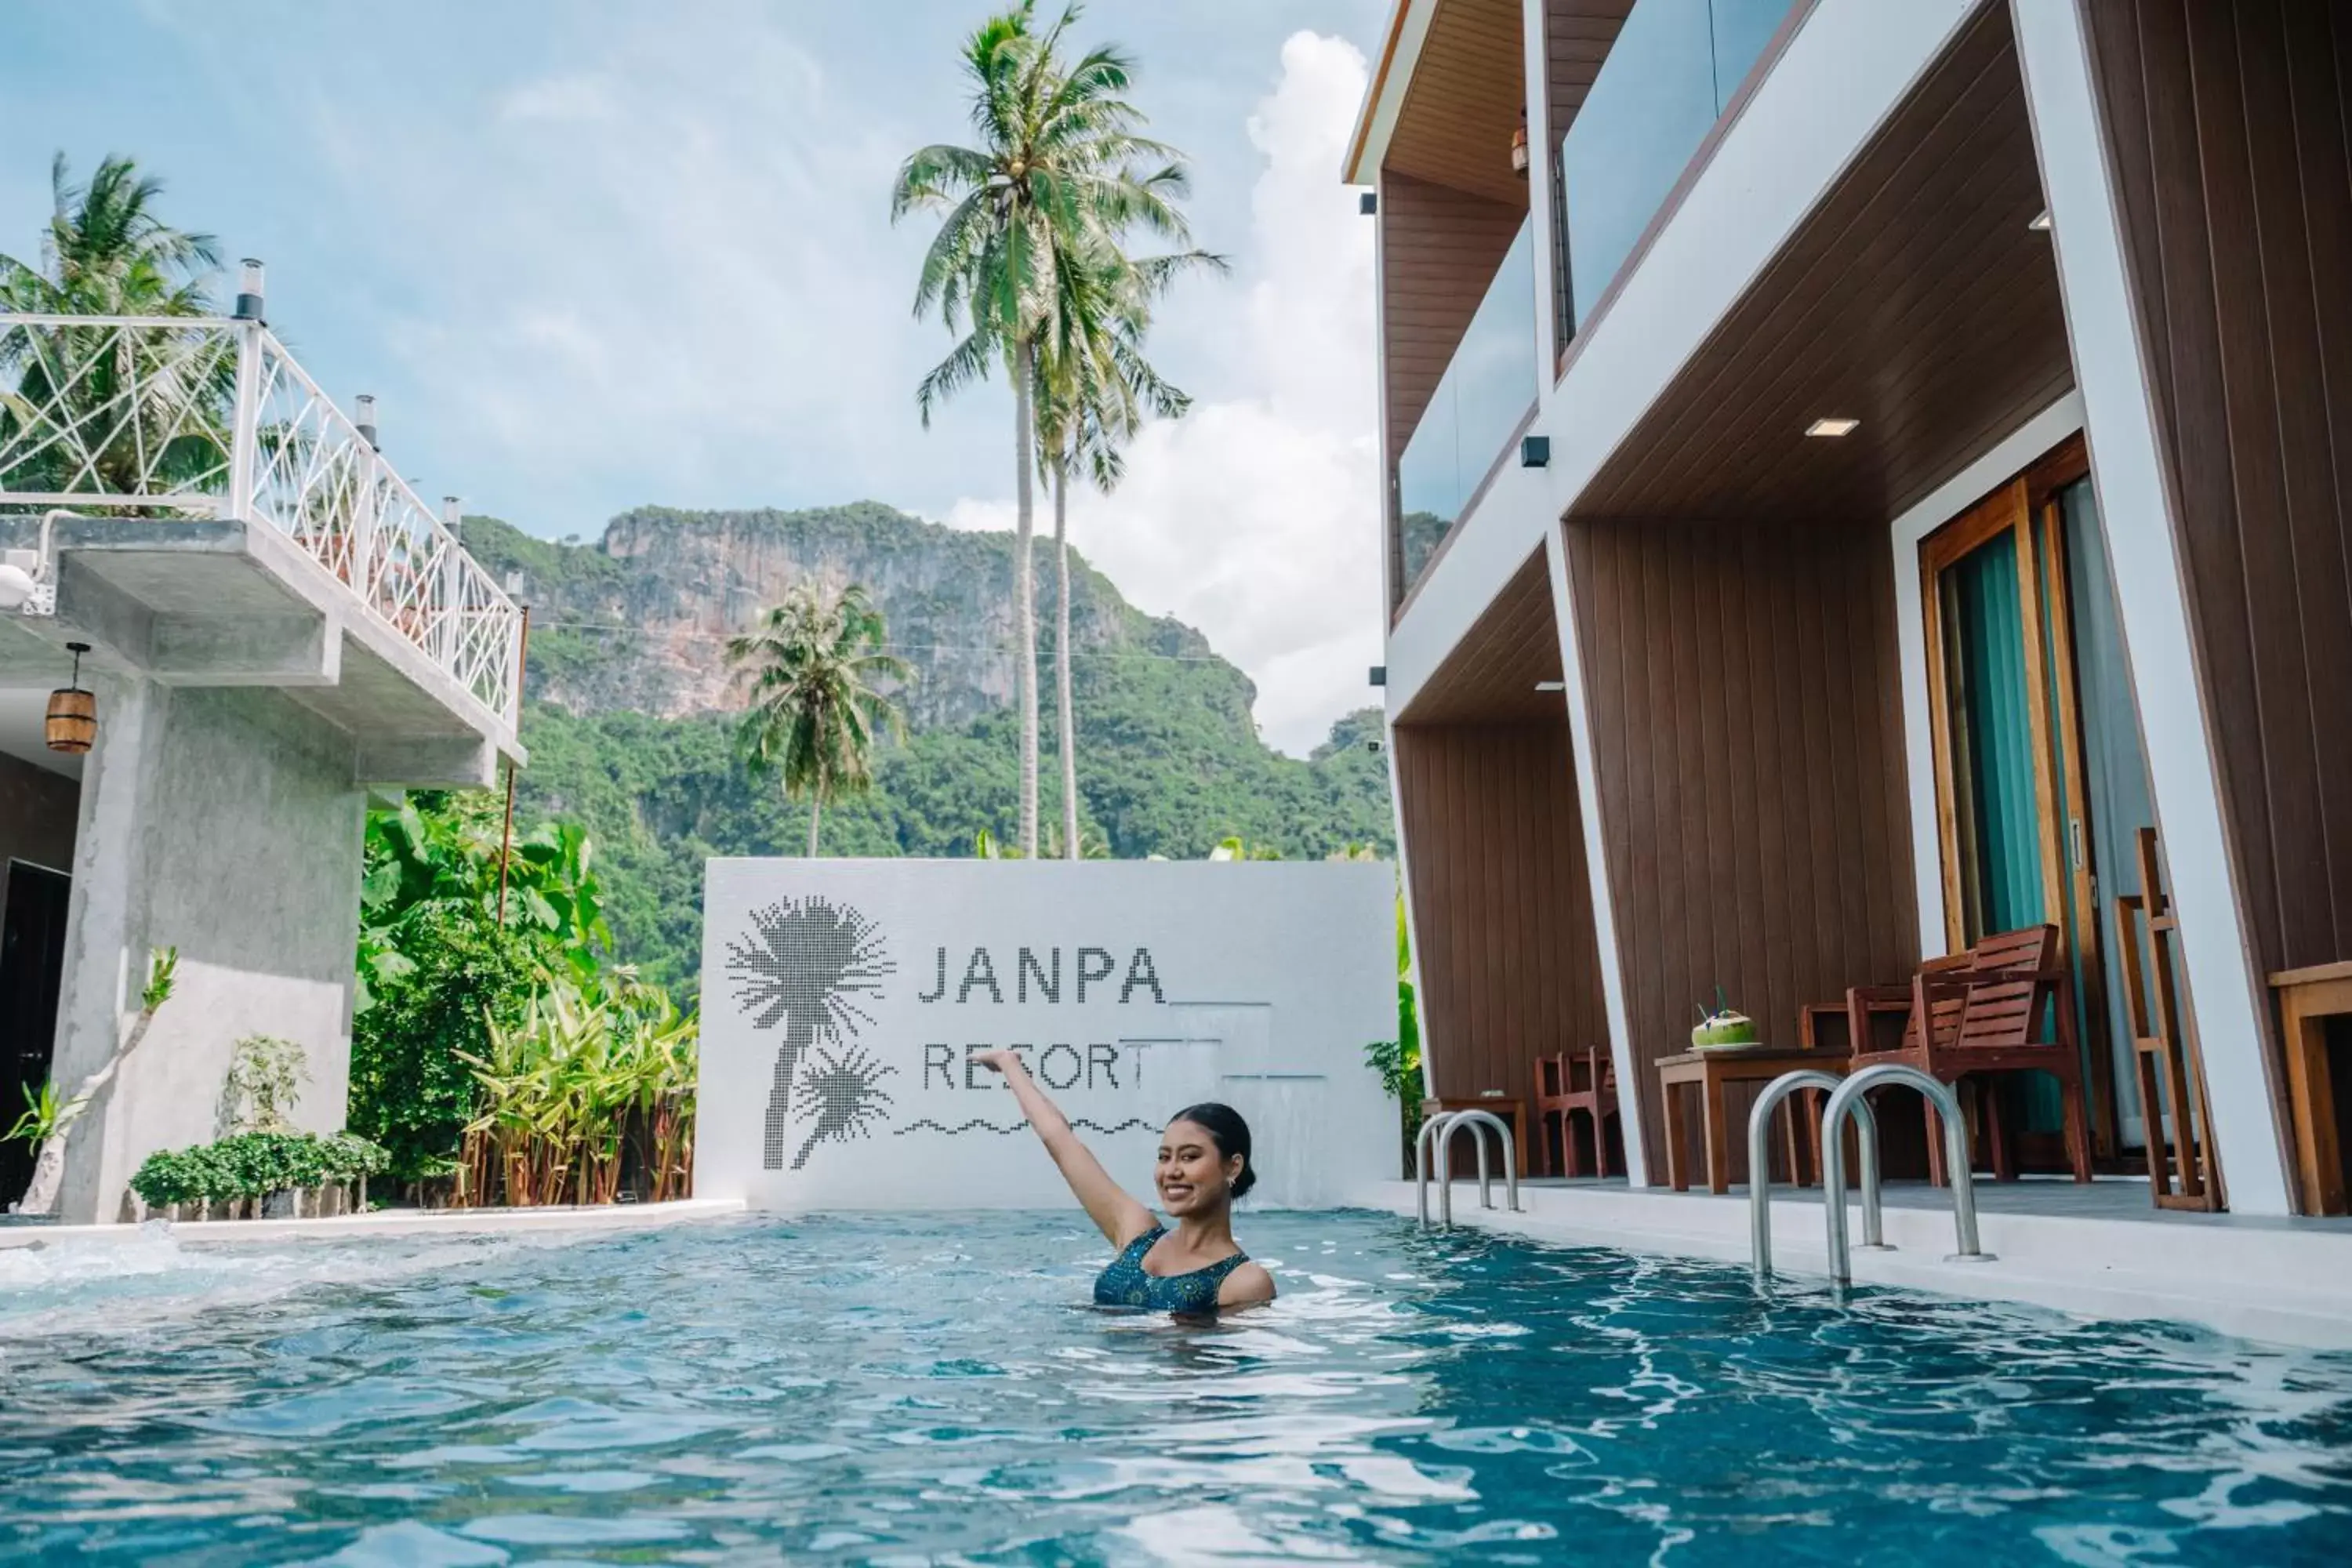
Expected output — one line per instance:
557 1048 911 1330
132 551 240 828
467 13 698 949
1919 435 2121 1157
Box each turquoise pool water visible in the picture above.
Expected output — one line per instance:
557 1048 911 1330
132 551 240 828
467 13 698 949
1 1210 2348 1563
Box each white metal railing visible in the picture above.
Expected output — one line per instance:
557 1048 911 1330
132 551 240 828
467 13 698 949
0 312 521 725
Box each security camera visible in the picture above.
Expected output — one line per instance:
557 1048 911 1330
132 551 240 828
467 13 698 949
1364 737 1384 754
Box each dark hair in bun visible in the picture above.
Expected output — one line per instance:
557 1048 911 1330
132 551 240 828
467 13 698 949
1170 1102 1256 1199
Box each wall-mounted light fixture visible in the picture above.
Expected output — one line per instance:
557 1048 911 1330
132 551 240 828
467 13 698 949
355 394 379 449
46 641 95 754
1511 107 1530 177
2028 209 2052 231
1368 665 1387 688
1359 191 1378 216
1521 434 1551 468
1806 417 1860 438
1534 680 1566 693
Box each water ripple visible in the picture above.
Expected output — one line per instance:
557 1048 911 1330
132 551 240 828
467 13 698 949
0 1211 2347 1563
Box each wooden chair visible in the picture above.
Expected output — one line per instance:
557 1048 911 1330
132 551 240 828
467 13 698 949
1533 1047 1620 1178
1845 924 2093 1185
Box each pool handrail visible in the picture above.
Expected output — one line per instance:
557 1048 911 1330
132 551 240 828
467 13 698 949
1748 1069 1884 1278
1820 1063 1998 1283
1437 1110 1519 1225
1413 1111 1453 1226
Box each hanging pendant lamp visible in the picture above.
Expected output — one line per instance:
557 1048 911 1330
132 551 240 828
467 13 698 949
46 642 95 754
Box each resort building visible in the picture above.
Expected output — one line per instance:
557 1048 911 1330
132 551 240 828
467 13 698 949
0 278 523 1222
1353 0 2352 1221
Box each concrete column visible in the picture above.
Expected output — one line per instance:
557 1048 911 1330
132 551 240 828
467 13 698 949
53 672 158 1222
2011 0 2294 1214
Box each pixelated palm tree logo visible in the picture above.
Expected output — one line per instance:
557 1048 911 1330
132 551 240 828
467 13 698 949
726 896 896 1170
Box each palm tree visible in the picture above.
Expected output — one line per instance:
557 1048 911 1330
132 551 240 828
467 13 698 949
891 2 1196 858
728 583 909 856
1033 239 1217 857
0 154 229 501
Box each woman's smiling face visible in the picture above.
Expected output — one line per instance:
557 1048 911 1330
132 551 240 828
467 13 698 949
1156 1118 1237 1216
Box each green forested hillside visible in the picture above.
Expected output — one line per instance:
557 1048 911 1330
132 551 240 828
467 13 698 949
466 509 1393 993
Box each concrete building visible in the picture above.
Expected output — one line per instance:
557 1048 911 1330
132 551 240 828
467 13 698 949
0 285 523 1221
1354 1 2352 1221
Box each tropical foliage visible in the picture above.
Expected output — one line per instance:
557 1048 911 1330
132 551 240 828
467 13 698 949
129 1131 389 1215
13 946 176 1215
895 0 1203 857
349 789 698 1203
456 972 698 1208
727 582 908 857
217 1035 308 1138
1366 892 1425 1173
0 153 231 500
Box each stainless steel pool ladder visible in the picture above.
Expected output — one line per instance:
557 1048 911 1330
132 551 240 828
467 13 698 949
1414 1109 1520 1227
1820 1063 1996 1283
1748 1069 1886 1278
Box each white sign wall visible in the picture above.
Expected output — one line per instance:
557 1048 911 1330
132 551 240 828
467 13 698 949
695 859 1397 1211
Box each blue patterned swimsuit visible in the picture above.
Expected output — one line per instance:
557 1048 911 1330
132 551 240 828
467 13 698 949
1093 1226 1249 1313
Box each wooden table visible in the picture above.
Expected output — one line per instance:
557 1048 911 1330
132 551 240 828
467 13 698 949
1425 1096 1528 1178
2272 960 2352 1216
1657 1048 1844 1195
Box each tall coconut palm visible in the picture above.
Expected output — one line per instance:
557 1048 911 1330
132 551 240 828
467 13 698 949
891 2 1196 858
1 154 228 501
1033 241 1217 856
728 583 909 857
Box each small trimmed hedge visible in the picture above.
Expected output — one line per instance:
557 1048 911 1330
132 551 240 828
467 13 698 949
131 1131 390 1210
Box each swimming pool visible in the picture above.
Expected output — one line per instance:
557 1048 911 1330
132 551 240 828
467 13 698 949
2 1210 2348 1563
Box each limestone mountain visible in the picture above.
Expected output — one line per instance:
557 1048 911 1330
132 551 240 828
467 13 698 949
459 506 1393 992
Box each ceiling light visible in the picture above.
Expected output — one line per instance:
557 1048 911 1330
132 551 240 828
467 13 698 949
1534 680 1565 693
1806 417 1860 438
2028 209 2052 231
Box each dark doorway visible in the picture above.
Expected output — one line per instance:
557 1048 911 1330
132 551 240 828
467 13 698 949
0 861 72 1203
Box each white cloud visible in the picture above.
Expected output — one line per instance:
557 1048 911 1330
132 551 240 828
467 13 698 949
495 73 618 125
947 31 1381 756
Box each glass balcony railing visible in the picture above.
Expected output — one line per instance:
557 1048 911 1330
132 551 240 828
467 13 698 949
1556 0 1795 335
1396 212 1537 592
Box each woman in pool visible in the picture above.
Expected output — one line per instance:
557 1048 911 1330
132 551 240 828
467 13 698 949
975 1048 1276 1312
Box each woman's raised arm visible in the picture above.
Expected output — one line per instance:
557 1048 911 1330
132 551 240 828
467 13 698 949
975 1049 1156 1247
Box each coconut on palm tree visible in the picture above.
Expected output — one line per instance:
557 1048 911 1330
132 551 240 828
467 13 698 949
727 582 909 857
891 1 1199 858
1033 238 1218 857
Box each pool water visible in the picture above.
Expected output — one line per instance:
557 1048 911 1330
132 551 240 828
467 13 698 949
2 1210 2349 1564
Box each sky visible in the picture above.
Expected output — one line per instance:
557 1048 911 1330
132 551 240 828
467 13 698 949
0 1 1392 754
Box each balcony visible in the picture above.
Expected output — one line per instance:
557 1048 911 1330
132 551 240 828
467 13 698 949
0 311 523 772
1395 213 1538 595
1552 0 1795 344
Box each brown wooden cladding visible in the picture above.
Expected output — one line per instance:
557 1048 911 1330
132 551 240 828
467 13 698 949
1381 169 1530 464
1546 1 1635 143
1394 719 1612 1107
2080 0 2352 982
1388 0 1531 207
1398 550 1564 724
1567 2 2070 527
1565 517 1919 1167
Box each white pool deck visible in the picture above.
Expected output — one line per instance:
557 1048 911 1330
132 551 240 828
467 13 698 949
1363 1174 2352 1349
0 1196 747 1248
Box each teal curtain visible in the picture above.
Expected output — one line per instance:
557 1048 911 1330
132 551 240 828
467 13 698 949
1952 529 2057 1132
1952 532 2047 937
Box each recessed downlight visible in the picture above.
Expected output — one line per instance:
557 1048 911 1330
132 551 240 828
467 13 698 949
1806 417 1860 438
2028 209 2053 231
1534 680 1566 693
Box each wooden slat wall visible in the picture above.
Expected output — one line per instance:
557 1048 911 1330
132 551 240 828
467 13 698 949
1381 169 1530 465
1565 517 1919 1163
2080 0 2352 977
1388 0 1531 206
1546 1 1634 143
1393 721 1611 1106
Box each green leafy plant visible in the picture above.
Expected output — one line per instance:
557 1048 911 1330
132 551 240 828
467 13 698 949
129 1131 390 1212
1366 892 1424 1173
3 1080 84 1148
218 1035 308 1136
